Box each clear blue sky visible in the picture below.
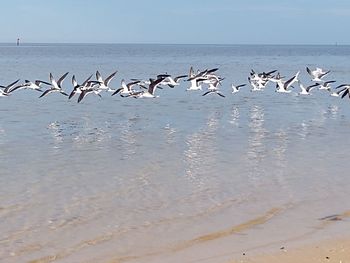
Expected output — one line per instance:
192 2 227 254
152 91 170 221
1 0 349 44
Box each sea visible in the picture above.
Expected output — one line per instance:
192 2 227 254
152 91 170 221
1 44 350 263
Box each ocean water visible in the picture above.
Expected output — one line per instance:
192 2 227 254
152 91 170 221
1 44 350 263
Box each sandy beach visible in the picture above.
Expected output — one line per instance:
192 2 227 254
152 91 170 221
230 238 350 263
225 211 350 263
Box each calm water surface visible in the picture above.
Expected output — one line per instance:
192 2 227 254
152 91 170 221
0 44 350 263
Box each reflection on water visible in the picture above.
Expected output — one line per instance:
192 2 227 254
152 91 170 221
47 121 64 148
0 126 5 146
47 117 113 148
163 124 177 145
271 129 293 199
117 117 139 160
271 130 288 169
183 112 220 191
72 117 110 144
296 104 334 141
326 104 339 120
229 106 240 127
298 121 310 140
246 105 267 183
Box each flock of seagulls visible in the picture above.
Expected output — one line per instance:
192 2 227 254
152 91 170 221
0 66 349 102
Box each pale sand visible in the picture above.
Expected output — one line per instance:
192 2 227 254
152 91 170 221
229 238 350 263
103 208 350 263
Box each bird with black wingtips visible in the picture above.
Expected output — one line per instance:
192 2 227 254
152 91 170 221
250 69 276 81
160 74 187 88
77 81 102 103
39 72 69 98
248 76 267 91
187 68 208 82
231 83 246 93
133 77 166 98
111 79 141 97
96 70 118 92
275 71 300 93
306 67 330 82
68 74 96 99
202 78 225 98
0 79 20 95
0 86 11 97
335 84 350 99
187 77 206 91
317 80 336 91
249 69 276 90
297 82 320 95
186 67 221 91
329 88 343 97
10 79 51 93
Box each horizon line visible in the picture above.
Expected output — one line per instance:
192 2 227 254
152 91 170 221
0 41 347 46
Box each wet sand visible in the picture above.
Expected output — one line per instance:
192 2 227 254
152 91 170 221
226 211 350 263
229 238 350 263
101 208 350 263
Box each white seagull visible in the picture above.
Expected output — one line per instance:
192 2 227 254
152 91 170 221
68 74 96 99
275 71 300 93
39 72 69 98
161 75 187 88
231 83 246 93
96 70 118 92
329 89 343 97
0 79 21 95
202 79 225 97
187 77 204 91
306 67 330 82
186 67 219 91
317 80 336 91
297 82 319 95
248 76 264 91
77 81 102 103
10 79 51 93
186 67 205 91
133 77 166 98
334 84 350 99
111 79 141 97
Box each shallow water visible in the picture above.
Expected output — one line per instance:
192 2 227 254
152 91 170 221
1 44 350 262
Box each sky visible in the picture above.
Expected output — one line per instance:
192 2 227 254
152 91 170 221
1 0 349 45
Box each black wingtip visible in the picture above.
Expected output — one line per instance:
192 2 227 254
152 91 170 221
111 88 122 96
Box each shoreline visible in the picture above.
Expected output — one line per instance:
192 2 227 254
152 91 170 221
229 237 350 263
102 208 350 263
